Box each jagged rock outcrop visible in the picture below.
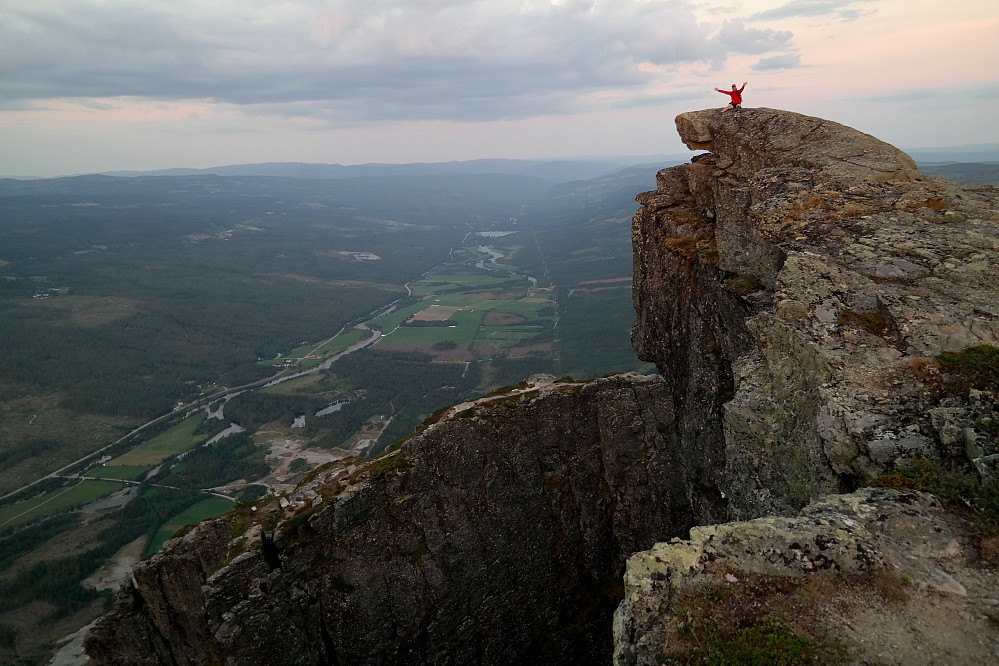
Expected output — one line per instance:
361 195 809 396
614 487 999 665
633 107 999 518
86 374 730 665
87 108 999 664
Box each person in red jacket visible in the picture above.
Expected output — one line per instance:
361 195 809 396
714 82 747 113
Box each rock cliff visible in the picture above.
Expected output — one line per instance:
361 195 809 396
86 108 999 664
614 488 999 664
633 108 998 517
86 374 731 665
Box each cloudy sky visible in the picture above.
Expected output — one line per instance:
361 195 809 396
2 0 996 176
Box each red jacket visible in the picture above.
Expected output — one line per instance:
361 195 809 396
719 85 745 105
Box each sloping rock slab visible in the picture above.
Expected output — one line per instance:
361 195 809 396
614 488 999 665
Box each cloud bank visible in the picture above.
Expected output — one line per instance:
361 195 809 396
749 0 875 22
0 0 797 121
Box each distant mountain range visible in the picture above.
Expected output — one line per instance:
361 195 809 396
100 156 689 183
905 142 999 163
6 143 998 185
95 142 999 186
917 162 999 185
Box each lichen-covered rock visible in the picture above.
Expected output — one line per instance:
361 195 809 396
633 107 999 517
613 488 998 666
675 107 919 185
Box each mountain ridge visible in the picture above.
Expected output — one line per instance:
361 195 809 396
85 109 999 664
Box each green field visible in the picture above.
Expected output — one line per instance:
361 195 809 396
144 496 235 556
476 327 545 348
371 301 433 332
107 413 208 467
0 479 124 533
378 284 555 349
408 272 527 297
97 465 151 481
260 373 325 395
315 328 367 355
256 327 372 381
382 310 486 346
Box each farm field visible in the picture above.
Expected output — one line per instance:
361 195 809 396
315 328 367 355
94 465 151 481
144 496 235 556
260 373 326 395
0 479 124 533
104 413 208 472
379 263 556 353
258 326 375 379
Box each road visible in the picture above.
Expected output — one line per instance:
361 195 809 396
1 239 528 505
0 314 388 504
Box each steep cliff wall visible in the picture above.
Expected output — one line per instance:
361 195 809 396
619 107 999 664
86 109 999 664
634 108 998 517
86 374 731 665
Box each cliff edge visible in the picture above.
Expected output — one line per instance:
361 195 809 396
86 109 999 664
633 107 998 517
623 107 999 664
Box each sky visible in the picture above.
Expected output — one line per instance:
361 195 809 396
1 0 997 177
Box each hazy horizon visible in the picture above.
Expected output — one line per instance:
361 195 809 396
4 1 996 178
4 141 999 181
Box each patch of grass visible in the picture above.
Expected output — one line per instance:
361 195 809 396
367 453 412 480
410 539 428 565
260 373 323 394
837 309 891 336
700 616 814 665
108 413 208 467
144 496 234 556
937 344 999 389
873 458 999 532
138 413 208 452
97 464 151 481
665 574 864 665
0 480 124 533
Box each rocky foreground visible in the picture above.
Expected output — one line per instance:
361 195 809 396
87 109 999 664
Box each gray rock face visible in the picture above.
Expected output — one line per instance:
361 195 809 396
86 108 999 664
613 488 999 665
86 375 730 665
675 107 919 186
633 107 999 518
